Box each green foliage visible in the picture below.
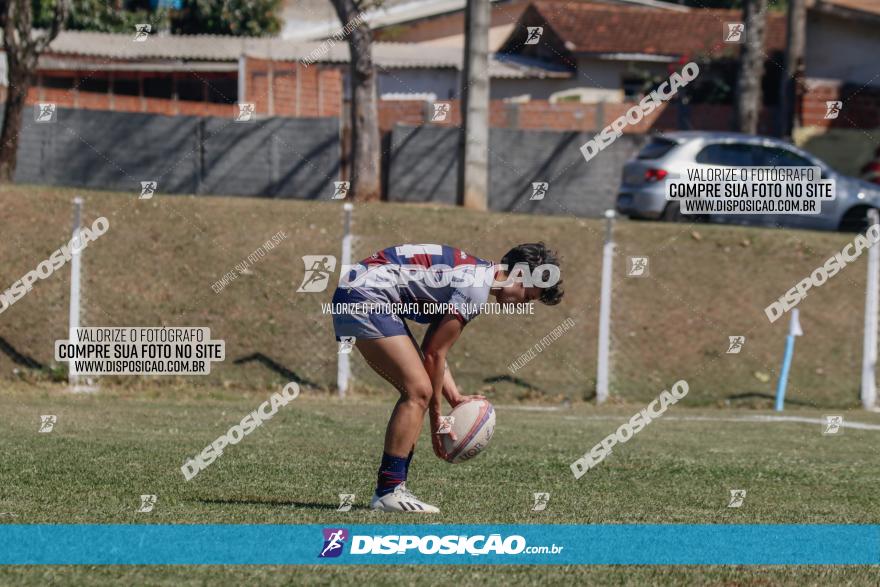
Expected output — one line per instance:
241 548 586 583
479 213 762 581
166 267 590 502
171 0 283 37
33 0 283 36
34 0 162 33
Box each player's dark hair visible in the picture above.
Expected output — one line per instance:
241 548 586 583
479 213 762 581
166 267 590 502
501 242 563 305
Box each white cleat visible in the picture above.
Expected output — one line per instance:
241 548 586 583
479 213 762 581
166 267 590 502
370 483 440 513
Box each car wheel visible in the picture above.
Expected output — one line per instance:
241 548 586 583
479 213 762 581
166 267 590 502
839 206 876 232
662 202 707 224
661 202 684 222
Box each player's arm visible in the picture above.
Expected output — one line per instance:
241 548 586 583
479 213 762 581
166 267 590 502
422 314 464 460
438 358 485 408
422 314 462 409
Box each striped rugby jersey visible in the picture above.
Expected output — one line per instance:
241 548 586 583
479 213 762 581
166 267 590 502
341 243 496 324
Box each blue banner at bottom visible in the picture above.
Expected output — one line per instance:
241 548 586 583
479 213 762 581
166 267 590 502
0 524 877 565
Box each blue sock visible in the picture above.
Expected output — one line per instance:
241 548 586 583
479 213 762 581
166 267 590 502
405 448 414 478
376 452 408 496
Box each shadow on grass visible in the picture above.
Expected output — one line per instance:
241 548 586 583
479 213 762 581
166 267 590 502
725 391 814 407
233 353 320 388
195 496 346 511
483 374 548 396
0 336 44 369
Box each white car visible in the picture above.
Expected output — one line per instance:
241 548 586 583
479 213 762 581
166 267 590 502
616 131 880 231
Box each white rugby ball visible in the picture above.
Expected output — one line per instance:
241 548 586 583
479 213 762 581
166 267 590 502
441 399 496 463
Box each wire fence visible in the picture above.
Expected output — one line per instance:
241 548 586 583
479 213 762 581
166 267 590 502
1 193 874 412
339 210 875 410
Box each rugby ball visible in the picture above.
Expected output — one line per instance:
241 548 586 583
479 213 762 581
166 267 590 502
441 399 496 463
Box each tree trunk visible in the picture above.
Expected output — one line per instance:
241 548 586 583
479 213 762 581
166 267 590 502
456 0 490 210
331 0 381 202
0 0 68 182
735 0 768 134
778 0 806 139
0 69 29 182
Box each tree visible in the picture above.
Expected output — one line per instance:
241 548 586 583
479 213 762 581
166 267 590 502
0 0 69 182
735 0 768 134
35 0 158 33
172 0 282 37
456 0 489 210
35 0 282 36
778 0 805 139
330 0 381 201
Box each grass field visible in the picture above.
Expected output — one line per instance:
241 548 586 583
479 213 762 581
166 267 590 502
0 184 874 407
1 383 879 584
2 185 880 584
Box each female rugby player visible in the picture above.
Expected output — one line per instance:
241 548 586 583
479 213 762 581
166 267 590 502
331 242 563 513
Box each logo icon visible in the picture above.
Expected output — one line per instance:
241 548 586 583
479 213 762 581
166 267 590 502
38 415 57 433
436 415 455 435
627 256 649 277
531 492 550 512
823 415 843 435
297 255 337 293
338 336 355 354
431 103 451 122
133 23 151 42
727 489 746 508
332 181 350 200
319 528 348 558
35 103 57 123
137 494 157 513
727 336 745 354
525 26 543 45
724 23 745 43
824 101 842 120
337 494 355 512
140 181 157 200
530 182 549 201
235 103 256 122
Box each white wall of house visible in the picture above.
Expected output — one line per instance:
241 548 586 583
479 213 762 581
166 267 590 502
372 57 672 104
490 77 583 101
806 12 880 88
377 68 460 100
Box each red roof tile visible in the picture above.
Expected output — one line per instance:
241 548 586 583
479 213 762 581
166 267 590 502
530 1 787 57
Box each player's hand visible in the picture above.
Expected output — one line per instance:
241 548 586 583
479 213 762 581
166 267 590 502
429 408 456 462
431 430 449 462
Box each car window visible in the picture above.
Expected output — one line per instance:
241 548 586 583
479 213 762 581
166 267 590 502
754 146 814 167
637 138 679 160
695 143 758 166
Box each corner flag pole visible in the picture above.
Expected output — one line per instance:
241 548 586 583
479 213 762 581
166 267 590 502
596 210 615 404
861 209 880 409
336 202 353 398
774 308 802 411
68 197 83 391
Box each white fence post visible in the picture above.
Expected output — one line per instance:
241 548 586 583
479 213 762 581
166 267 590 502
68 197 83 391
337 202 353 397
596 209 615 404
861 208 879 410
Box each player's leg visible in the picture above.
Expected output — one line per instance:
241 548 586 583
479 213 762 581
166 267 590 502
355 335 439 513
356 335 431 457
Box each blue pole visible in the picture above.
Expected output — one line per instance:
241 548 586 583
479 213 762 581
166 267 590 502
774 335 796 411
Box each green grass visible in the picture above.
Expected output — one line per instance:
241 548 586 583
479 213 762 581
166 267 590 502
0 184 872 407
2 184 879 583
1 384 879 584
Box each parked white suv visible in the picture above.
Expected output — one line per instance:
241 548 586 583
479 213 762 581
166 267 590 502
616 131 880 231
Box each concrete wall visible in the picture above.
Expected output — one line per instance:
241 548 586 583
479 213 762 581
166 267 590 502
388 123 646 217
806 12 880 88
7 107 340 199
